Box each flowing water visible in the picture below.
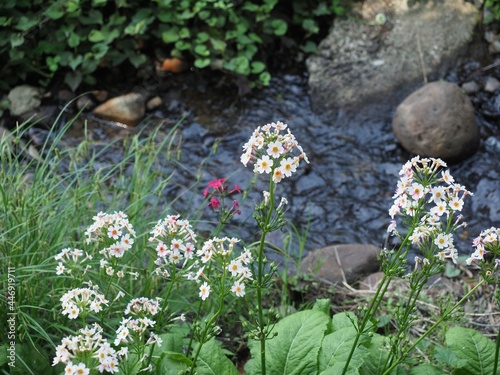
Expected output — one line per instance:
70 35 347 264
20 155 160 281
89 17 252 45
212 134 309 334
61 67 500 264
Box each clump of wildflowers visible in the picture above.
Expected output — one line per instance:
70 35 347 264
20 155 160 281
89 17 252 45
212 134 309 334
241 121 309 183
84 211 136 277
54 247 93 276
466 227 500 280
52 323 122 373
387 156 471 266
148 214 198 277
60 284 109 319
203 178 242 223
189 236 253 300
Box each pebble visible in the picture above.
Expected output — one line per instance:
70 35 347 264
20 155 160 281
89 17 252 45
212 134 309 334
461 81 481 94
484 76 500 92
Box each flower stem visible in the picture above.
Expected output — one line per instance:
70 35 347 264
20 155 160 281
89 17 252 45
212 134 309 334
382 278 487 375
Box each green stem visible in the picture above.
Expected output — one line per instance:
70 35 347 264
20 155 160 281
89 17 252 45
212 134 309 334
382 278 487 375
342 230 414 375
341 273 392 375
254 179 276 375
189 290 225 375
494 310 500 375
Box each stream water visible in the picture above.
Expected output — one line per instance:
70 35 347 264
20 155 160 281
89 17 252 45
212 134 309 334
61 66 500 265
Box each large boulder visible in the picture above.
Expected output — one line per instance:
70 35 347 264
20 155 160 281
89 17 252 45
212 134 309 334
306 0 483 113
300 244 381 285
392 81 480 161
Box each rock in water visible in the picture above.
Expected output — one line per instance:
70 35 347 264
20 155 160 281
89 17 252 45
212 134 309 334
300 244 380 285
92 92 146 126
306 0 483 113
392 81 480 161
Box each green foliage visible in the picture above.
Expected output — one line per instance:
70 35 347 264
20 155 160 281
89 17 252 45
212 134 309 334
484 0 500 24
0 0 347 91
445 327 499 375
245 307 330 374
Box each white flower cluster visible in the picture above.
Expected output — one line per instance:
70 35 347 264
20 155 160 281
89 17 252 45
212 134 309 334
149 214 198 277
54 247 93 275
241 121 309 183
52 323 124 373
189 237 253 300
84 211 136 259
124 297 161 316
388 156 472 263
115 297 162 349
467 227 500 266
60 285 109 320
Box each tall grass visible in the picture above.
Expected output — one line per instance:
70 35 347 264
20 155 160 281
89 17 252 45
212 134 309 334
0 114 188 374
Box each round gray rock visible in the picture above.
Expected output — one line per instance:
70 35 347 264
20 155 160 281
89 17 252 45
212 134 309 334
392 81 480 161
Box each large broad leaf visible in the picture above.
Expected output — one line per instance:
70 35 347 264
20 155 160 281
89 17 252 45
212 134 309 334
409 364 445 375
195 338 240 375
358 334 391 375
319 313 370 375
446 326 499 375
246 309 330 375
154 332 191 375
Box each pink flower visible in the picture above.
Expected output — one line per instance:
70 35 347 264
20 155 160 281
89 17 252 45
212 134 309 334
208 197 221 210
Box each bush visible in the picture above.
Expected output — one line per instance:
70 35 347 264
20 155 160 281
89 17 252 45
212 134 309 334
0 0 346 92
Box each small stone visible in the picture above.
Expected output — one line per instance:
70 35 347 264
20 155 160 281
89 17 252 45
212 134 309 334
392 81 480 161
92 90 109 102
484 76 500 92
147 96 163 110
7 85 42 116
92 92 146 126
490 40 500 54
300 244 381 285
76 95 96 111
461 80 481 94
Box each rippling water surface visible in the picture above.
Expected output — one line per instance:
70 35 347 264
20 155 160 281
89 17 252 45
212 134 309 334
69 70 500 262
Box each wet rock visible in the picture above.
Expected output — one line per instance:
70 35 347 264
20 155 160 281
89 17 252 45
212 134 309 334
76 95 96 111
485 136 500 154
461 81 481 94
306 0 483 112
472 173 500 223
300 244 381 285
92 92 146 126
8 85 43 116
392 81 480 161
147 96 163 110
484 76 500 92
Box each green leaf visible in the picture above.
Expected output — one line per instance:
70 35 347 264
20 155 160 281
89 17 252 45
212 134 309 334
195 338 240 375
312 298 331 316
46 55 61 72
44 4 64 20
270 19 288 36
245 309 330 374
128 53 147 68
88 29 105 42
154 332 190 374
409 364 443 375
64 71 82 92
259 71 271 86
225 56 250 75
10 34 24 48
194 44 210 57
15 16 39 31
434 344 468 368
68 33 80 48
162 29 180 43
446 326 499 375
319 313 369 375
194 58 211 68
359 334 391 375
